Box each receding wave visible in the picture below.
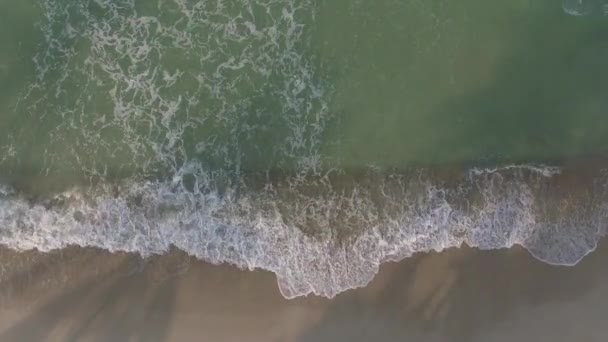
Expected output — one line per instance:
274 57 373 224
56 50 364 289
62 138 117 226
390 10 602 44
1 164 607 298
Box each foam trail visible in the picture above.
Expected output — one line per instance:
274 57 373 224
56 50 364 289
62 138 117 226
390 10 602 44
469 164 561 177
562 0 608 15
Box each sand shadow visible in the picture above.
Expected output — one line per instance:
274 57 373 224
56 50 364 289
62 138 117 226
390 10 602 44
0 248 178 342
299 242 608 342
0 253 133 342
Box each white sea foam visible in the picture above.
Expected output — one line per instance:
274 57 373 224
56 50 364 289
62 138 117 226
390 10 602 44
1 165 606 299
562 0 608 15
469 164 561 177
15 0 329 179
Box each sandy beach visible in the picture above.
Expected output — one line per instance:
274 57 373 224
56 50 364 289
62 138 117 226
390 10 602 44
0 242 607 342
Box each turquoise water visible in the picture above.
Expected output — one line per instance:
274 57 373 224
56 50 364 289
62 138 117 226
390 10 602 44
1 0 608 298
317 0 608 166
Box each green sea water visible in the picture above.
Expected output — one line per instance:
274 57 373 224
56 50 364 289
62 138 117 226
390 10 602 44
1 0 608 298
316 0 608 167
1 0 608 188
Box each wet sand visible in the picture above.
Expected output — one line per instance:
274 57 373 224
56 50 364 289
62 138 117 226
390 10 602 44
0 242 607 342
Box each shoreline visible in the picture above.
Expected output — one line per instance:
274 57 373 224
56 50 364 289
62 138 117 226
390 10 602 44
1 161 607 298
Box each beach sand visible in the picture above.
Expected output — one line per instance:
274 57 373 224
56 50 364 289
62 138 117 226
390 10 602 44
0 242 607 342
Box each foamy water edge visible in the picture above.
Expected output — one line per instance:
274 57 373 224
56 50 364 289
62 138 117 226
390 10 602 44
1 164 606 299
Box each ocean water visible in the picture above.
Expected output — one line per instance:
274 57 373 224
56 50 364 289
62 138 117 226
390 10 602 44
1 0 608 298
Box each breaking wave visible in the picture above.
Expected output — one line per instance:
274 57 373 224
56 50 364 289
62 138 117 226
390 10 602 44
1 164 607 298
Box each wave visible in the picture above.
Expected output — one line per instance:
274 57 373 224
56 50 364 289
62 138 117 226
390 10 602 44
1 164 607 299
